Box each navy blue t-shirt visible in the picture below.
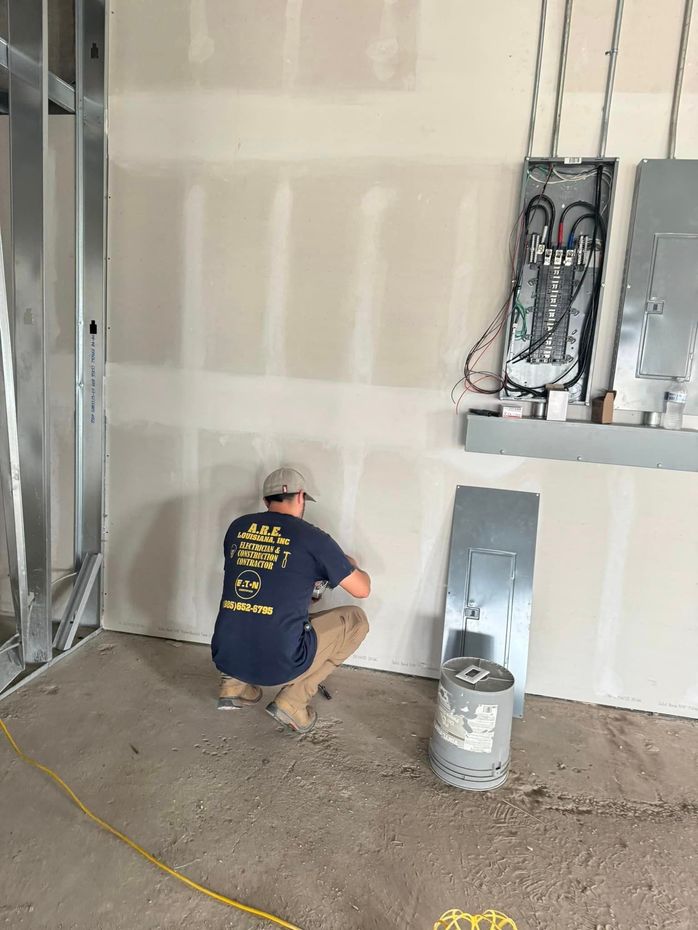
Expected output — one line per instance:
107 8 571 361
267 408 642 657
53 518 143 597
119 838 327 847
211 512 353 686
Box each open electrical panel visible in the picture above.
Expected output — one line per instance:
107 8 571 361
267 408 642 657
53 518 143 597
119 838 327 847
500 158 618 405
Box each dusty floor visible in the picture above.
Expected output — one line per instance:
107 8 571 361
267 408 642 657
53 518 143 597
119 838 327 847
1 632 697 930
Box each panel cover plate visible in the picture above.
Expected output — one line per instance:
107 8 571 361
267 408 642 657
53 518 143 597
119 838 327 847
612 160 698 414
442 486 540 717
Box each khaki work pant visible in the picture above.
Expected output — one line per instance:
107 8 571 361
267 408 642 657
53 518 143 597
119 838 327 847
220 605 369 716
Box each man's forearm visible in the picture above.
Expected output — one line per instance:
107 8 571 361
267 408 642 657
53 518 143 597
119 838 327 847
344 555 371 597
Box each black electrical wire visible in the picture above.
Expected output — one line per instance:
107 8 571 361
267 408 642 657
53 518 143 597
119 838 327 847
559 200 596 223
525 193 556 240
454 166 555 400
569 212 596 240
569 210 606 242
560 165 606 390
504 194 556 398
557 200 597 244
525 202 550 237
502 184 559 398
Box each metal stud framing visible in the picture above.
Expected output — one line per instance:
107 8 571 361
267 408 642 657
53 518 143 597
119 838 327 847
0 1 106 690
74 0 106 628
0 38 76 113
7 0 52 663
0 226 29 689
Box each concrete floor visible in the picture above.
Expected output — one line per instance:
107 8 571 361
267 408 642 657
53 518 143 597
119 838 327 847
1 632 697 930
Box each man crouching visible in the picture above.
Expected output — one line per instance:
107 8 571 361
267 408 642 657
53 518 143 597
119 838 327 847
211 467 370 734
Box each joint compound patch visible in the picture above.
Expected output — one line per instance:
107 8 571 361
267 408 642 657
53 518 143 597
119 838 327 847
435 687 498 753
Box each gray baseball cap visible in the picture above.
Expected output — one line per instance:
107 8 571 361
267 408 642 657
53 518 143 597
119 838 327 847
262 467 317 502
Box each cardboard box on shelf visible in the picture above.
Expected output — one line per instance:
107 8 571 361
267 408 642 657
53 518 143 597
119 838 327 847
592 390 616 424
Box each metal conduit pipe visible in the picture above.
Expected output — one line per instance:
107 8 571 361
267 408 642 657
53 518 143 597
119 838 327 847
669 0 694 158
526 0 548 157
598 0 624 157
551 0 574 156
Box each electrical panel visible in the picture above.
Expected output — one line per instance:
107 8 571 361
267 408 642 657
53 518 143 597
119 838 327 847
612 159 698 414
500 158 617 405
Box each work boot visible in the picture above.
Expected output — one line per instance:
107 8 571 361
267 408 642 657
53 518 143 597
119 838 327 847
265 701 317 734
217 682 263 710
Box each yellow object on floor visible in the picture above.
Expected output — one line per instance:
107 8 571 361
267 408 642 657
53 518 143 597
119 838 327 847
434 909 518 930
0 718 303 930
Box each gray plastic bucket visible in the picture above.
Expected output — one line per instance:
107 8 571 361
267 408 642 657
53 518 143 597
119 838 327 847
429 656 515 791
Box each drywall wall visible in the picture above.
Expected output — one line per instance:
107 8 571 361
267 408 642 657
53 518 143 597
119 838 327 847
105 0 698 718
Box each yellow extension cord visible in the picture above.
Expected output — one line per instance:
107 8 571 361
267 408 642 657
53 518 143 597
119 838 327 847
1 718 519 930
433 909 518 930
0 718 302 930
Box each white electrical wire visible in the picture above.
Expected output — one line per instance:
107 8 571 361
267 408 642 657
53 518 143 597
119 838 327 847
51 572 78 588
527 167 612 213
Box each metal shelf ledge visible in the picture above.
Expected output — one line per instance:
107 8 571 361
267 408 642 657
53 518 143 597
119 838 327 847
464 415 698 472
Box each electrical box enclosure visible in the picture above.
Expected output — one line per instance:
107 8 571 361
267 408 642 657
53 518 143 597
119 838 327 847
501 157 618 405
612 159 698 414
